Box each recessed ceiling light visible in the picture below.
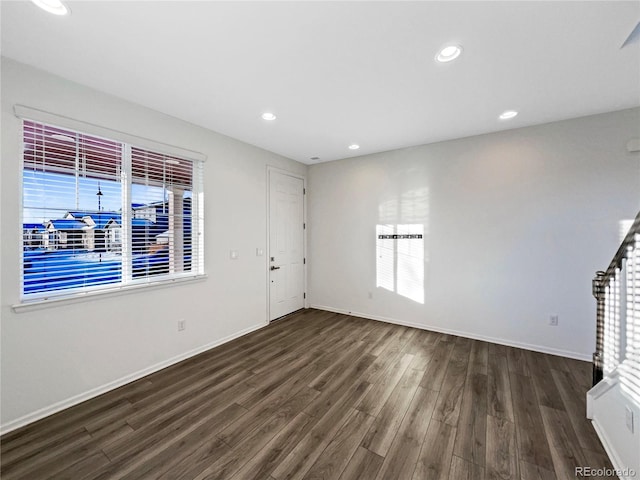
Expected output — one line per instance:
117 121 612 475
499 110 519 120
436 45 462 63
30 0 70 16
261 112 276 121
348 144 360 150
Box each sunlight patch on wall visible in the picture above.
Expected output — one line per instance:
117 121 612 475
376 224 425 304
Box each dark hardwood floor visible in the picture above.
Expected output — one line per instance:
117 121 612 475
1 309 614 479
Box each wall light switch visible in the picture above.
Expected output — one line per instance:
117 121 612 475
230 250 239 260
256 248 264 256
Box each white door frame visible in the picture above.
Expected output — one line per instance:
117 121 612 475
266 166 308 323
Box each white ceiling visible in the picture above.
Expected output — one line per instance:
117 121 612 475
2 1 639 164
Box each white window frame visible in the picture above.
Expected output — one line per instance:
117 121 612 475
13 105 206 312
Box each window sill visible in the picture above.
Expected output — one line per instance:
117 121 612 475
12 274 208 313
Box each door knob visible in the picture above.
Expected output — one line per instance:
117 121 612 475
270 266 280 271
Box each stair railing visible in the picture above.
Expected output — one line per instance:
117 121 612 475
592 210 640 394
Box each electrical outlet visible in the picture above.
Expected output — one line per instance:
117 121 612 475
626 406 634 433
178 319 186 331
549 315 559 326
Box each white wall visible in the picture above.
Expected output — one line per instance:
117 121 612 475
0 58 306 431
308 108 640 359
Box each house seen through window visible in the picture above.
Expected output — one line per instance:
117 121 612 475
22 120 204 300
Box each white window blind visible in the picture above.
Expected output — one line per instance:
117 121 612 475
621 234 640 401
130 147 198 278
602 268 624 374
21 119 204 302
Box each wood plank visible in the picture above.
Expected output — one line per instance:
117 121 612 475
53 451 112 480
375 387 439 480
539 405 588 480
485 415 518 480
124 367 254 431
580 448 615 471
0 381 153 454
218 386 319 449
408 333 438 372
357 353 414 417
361 367 422 456
271 380 373 480
1 398 131 466
0 429 95 480
338 446 384 480
519 460 556 480
488 342 509 357
419 339 454 391
229 412 317 480
103 378 251 461
89 422 135 451
403 328 431 355
369 325 403 357
431 338 470 425
304 352 376 419
506 346 530 377
181 387 320 480
561 357 593 392
449 455 485 480
525 350 565 411
509 372 554 471
453 373 487 466
487 352 514 421
122 436 228 480
549 368 604 452
301 409 375 480
361 321 393 347
89 402 245 480
468 340 489 376
308 341 370 392
413 419 456 480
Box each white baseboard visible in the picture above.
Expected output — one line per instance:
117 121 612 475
311 304 591 362
0 322 267 436
591 417 636 480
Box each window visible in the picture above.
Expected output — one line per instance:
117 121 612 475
21 119 204 302
621 233 640 402
376 224 425 304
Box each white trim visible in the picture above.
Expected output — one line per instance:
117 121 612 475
311 304 592 361
14 104 206 163
587 372 619 419
303 175 308 309
13 274 208 313
0 320 265 435
591 418 636 480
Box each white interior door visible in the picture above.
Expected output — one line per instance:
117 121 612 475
269 171 305 321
